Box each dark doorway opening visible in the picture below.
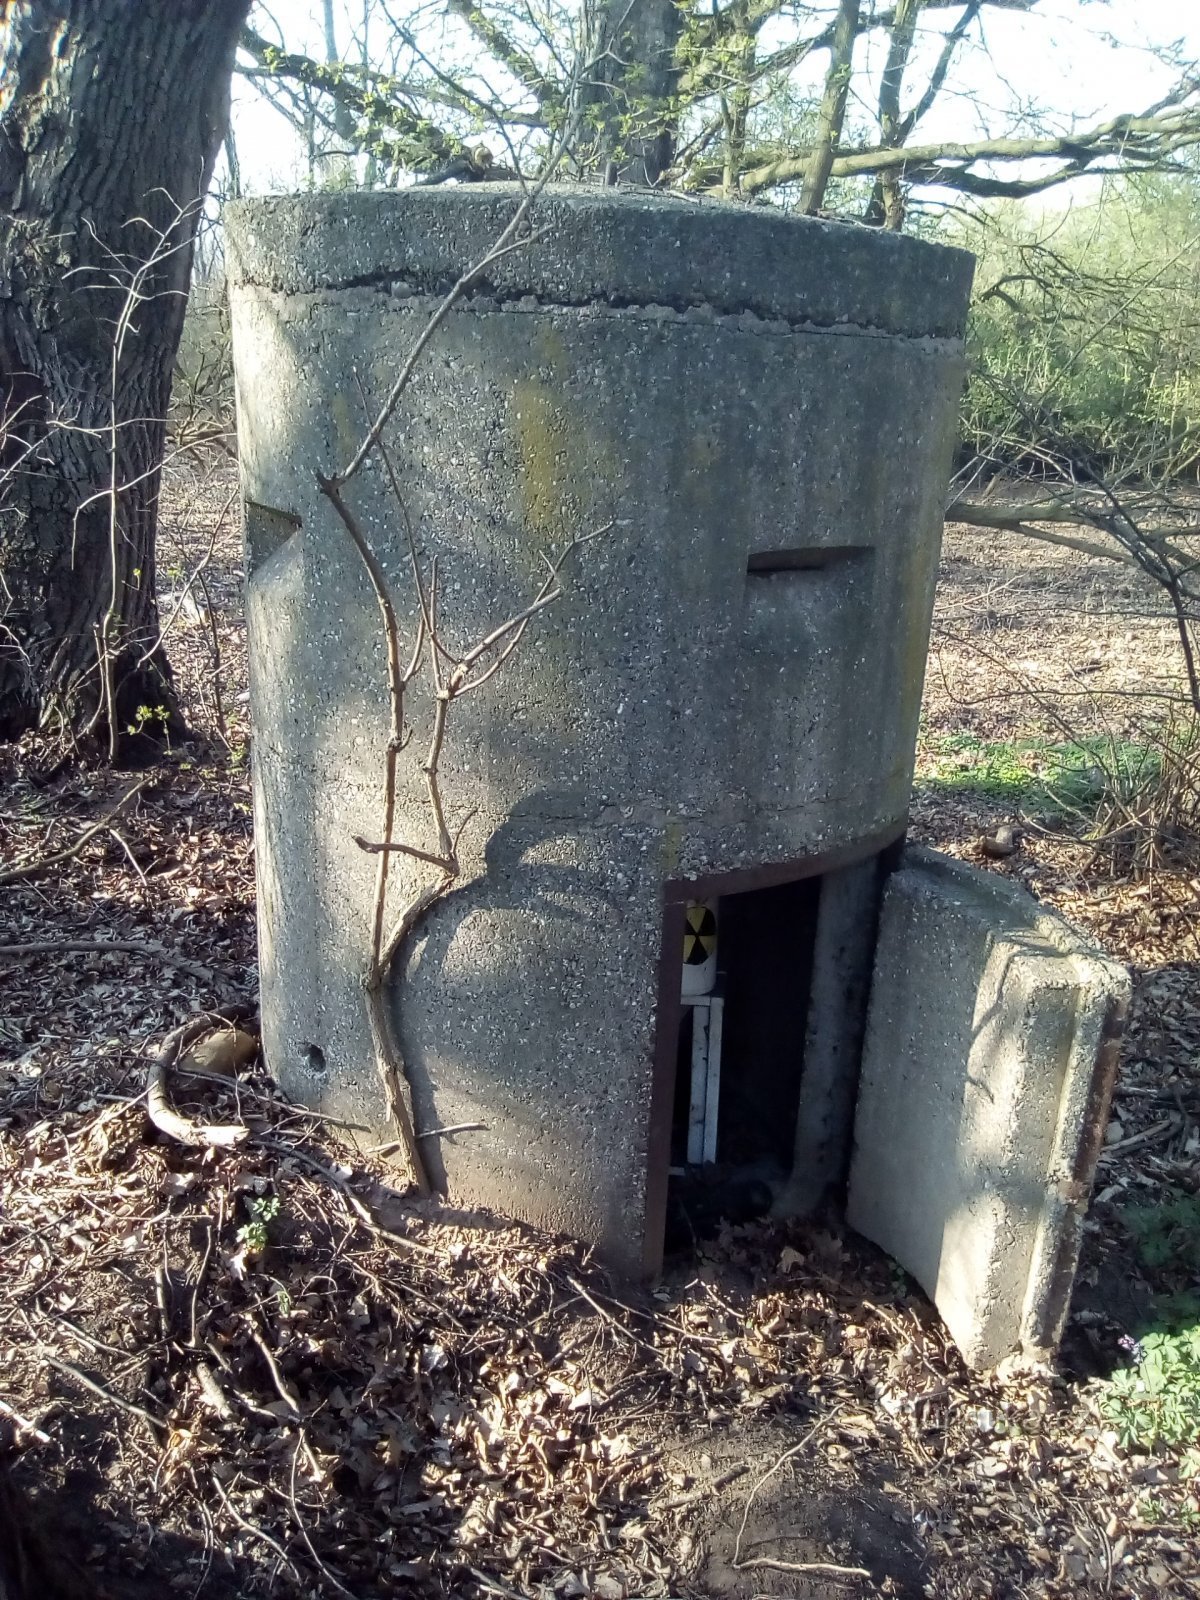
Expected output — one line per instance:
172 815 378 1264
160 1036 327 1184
666 874 823 1251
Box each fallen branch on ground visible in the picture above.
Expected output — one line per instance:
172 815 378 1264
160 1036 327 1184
146 1009 257 1149
41 1352 164 1437
947 499 1137 566
0 938 230 990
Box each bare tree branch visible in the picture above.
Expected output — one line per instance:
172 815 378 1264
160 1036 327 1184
730 95 1200 196
239 23 460 168
445 0 557 109
316 473 432 1194
0 776 149 884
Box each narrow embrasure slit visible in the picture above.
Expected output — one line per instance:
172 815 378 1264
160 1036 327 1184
746 545 870 573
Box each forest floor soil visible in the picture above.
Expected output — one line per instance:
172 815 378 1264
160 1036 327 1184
1 463 1197 1599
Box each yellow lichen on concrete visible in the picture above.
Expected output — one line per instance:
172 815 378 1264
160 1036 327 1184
513 377 575 541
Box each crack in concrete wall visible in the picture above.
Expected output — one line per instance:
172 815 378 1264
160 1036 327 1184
308 275 969 347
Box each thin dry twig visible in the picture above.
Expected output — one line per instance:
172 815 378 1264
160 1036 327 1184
658 1462 748 1510
0 1397 52 1445
212 1471 303 1585
321 450 598 1198
740 1554 873 1579
248 1323 301 1417
468 1567 527 1600
564 1273 661 1361
333 142 569 489
188 1205 219 1348
416 1119 488 1140
288 1438 358 1598
0 777 150 884
314 474 432 1195
41 1352 164 1435
253 1136 440 1256
0 938 228 990
732 1409 846 1570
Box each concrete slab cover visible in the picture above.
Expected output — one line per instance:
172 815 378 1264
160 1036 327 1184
225 185 974 339
847 846 1129 1369
226 189 973 1275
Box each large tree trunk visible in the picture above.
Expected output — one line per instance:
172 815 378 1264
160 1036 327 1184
573 0 684 186
0 0 248 752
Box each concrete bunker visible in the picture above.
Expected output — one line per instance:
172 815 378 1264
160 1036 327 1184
227 187 1128 1369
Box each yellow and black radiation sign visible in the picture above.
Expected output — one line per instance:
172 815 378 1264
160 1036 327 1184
683 903 717 966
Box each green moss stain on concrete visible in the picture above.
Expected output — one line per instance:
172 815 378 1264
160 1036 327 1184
513 324 608 543
513 378 575 541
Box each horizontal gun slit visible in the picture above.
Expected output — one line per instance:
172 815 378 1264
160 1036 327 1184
747 545 869 573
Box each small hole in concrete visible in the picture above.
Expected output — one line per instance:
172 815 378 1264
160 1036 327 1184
302 1042 327 1077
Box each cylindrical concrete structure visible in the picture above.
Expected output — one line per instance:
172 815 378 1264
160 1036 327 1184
226 188 973 1273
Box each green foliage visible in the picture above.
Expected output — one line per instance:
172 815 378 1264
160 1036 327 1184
920 721 1200 874
1123 1192 1200 1276
127 703 172 740
1099 1322 1200 1451
1096 1192 1200 1453
917 730 1154 812
1135 1488 1200 1528
946 174 1200 476
920 732 1039 803
237 1193 282 1255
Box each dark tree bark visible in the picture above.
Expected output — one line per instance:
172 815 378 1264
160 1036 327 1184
574 0 684 186
800 0 861 215
0 0 249 751
870 0 920 229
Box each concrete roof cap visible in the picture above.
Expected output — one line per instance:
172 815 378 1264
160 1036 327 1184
224 184 975 341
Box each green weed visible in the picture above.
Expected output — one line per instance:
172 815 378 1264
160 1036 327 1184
1095 1194 1200 1452
1123 1193 1200 1276
126 702 173 749
236 1193 281 1255
1099 1322 1200 1451
916 731 1155 813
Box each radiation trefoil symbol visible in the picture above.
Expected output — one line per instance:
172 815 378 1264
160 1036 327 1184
683 903 717 965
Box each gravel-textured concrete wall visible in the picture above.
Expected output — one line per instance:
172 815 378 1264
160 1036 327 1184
227 187 973 1273
847 846 1129 1369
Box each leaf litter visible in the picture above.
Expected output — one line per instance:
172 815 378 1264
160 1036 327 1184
0 470 1197 1598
